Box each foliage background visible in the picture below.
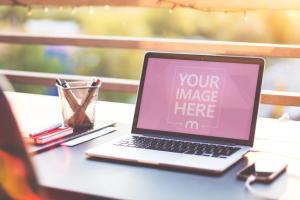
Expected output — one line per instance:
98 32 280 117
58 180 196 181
0 6 300 117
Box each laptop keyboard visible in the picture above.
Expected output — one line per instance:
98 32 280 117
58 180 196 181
114 136 240 158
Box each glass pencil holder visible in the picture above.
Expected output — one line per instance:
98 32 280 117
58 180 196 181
57 80 100 130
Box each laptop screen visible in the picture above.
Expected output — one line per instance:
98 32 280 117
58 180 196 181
133 53 264 145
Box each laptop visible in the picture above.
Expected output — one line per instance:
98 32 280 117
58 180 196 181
86 52 264 174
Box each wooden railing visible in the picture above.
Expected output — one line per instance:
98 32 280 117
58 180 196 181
0 69 138 93
1 69 300 106
1 33 300 58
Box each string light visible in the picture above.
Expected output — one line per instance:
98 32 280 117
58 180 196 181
27 6 32 16
89 6 95 15
159 0 195 10
168 3 176 14
104 5 110 10
44 6 49 13
71 7 77 14
243 11 249 21
16 0 256 22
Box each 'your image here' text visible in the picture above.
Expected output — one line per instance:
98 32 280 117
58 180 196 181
173 73 221 128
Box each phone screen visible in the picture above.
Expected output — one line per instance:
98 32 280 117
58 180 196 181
238 160 287 181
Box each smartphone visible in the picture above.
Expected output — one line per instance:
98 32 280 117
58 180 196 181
237 160 287 183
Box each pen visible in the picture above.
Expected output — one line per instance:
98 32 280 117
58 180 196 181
60 79 69 88
91 78 101 87
29 122 63 138
56 79 63 86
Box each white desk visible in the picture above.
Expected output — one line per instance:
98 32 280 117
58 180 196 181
6 92 300 200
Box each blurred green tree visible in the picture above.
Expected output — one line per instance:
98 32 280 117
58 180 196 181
0 6 300 102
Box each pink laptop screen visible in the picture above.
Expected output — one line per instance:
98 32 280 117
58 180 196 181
136 57 260 140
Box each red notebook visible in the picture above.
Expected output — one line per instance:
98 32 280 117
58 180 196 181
29 127 73 145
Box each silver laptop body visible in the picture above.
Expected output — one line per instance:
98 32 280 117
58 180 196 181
86 52 264 174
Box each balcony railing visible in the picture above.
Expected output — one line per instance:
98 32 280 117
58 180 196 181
0 69 138 93
1 69 300 106
1 33 300 58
